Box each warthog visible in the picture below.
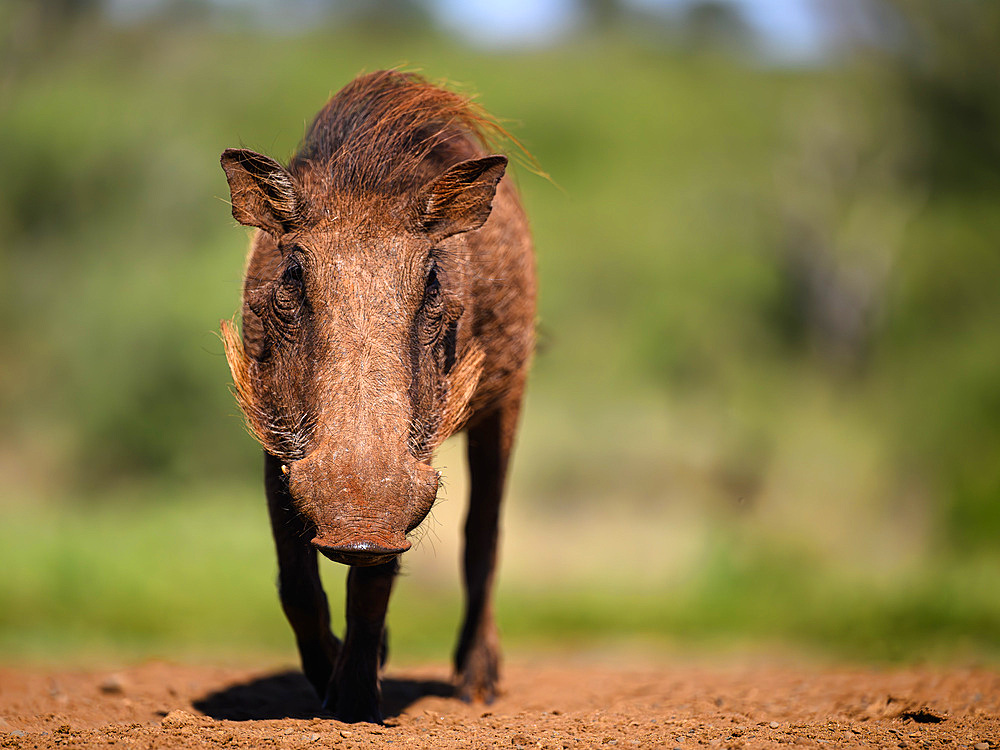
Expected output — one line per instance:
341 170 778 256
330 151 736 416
220 70 535 723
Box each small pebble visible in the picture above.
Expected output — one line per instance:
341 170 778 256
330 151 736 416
161 709 195 728
769 721 780 729
305 732 321 742
974 743 989 750
340 730 353 738
99 675 125 695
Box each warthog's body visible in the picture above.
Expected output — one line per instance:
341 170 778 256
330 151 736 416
220 71 535 722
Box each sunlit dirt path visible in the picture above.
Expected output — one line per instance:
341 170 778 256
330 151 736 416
1 657 998 748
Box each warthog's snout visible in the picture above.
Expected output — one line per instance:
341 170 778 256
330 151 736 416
311 536 412 567
289 450 439 567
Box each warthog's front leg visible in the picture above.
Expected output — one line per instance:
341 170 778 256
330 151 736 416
455 395 522 703
325 559 398 723
264 453 342 700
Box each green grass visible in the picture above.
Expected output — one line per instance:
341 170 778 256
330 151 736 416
3 480 997 667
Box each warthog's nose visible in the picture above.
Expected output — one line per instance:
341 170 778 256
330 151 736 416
311 537 412 567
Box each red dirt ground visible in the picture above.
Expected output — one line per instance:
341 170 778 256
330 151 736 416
1 657 998 748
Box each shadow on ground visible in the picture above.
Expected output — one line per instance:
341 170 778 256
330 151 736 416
194 670 454 721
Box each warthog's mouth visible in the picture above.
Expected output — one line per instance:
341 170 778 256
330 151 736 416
311 537 412 567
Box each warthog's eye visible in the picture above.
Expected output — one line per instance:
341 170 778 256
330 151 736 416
271 253 306 330
419 262 460 372
424 265 441 305
281 254 304 290
419 264 444 334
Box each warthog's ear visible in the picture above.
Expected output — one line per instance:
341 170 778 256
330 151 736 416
220 148 305 236
416 155 508 241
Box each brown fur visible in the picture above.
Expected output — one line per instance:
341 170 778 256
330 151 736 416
220 71 535 723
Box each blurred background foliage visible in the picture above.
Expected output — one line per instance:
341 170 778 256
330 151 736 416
1 0 998 664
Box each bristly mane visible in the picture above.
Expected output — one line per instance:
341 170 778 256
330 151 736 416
290 70 509 199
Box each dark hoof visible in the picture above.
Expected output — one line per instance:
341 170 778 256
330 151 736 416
456 679 499 705
455 659 500 704
323 683 383 724
323 695 383 724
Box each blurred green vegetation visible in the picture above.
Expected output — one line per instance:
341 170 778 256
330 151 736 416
1 1 999 665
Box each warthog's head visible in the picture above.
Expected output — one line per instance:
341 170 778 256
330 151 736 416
220 78 509 566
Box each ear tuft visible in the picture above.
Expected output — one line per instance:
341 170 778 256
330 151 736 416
220 148 304 236
417 155 508 241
